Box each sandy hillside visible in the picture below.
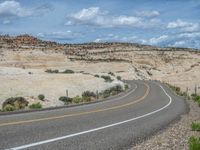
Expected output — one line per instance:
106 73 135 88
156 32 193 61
0 35 200 108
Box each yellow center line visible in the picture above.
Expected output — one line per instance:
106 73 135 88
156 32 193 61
0 83 150 127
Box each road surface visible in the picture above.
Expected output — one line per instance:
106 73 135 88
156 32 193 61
0 80 187 150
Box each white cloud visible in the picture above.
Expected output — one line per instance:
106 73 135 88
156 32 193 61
0 1 32 18
70 7 106 21
172 41 186 47
0 1 53 20
178 32 200 38
2 19 10 24
144 35 169 45
136 10 160 17
167 19 199 32
37 31 82 40
67 7 161 28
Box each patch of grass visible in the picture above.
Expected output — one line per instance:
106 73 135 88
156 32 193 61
38 94 45 101
62 69 74 74
191 94 200 107
191 122 200 131
101 75 113 82
188 136 200 150
29 102 42 109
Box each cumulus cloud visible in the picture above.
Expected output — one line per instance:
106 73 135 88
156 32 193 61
0 0 32 18
167 19 199 32
66 7 161 28
136 10 160 17
0 0 53 20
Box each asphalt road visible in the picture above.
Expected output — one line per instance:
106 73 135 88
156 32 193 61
0 80 187 150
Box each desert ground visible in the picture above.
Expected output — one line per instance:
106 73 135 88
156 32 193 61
0 35 200 109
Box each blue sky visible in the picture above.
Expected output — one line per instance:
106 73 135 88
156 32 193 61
0 0 200 49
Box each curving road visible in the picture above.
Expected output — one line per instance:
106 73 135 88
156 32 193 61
0 80 187 150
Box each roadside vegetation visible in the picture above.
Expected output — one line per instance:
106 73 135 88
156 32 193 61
191 94 200 107
45 69 74 74
101 75 113 82
38 94 45 101
166 82 200 149
188 137 200 150
2 97 29 112
29 102 42 109
191 122 200 131
58 84 128 105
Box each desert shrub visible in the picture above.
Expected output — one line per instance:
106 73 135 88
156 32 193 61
101 75 113 82
72 96 83 104
102 89 111 98
3 104 15 112
62 69 74 74
117 76 122 80
82 91 96 98
125 84 129 90
191 122 200 131
94 74 100 78
59 96 72 104
101 84 123 98
193 95 200 102
108 72 115 76
38 94 45 101
188 137 200 150
2 97 29 110
82 96 91 102
45 69 59 73
29 102 42 109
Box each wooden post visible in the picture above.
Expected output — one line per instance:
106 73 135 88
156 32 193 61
66 90 68 97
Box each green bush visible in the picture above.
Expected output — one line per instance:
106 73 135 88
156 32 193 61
108 72 115 76
2 97 29 110
117 76 122 80
193 96 200 102
29 102 42 109
101 84 123 98
82 96 91 102
45 69 59 73
192 122 200 131
82 91 96 98
3 104 15 112
59 96 72 104
38 94 45 101
72 96 83 104
62 69 74 74
189 137 200 150
125 84 129 90
101 75 113 82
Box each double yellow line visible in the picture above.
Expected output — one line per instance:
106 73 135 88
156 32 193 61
0 83 150 127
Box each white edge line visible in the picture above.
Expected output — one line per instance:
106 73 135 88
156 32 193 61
7 83 172 150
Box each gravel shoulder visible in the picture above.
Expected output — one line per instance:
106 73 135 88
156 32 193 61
130 99 200 150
